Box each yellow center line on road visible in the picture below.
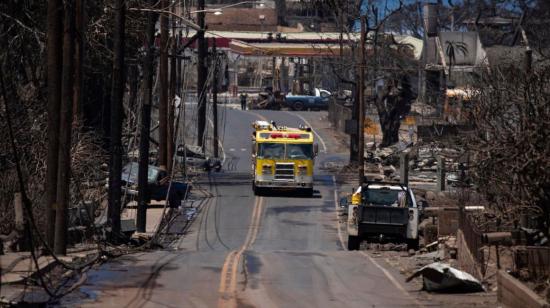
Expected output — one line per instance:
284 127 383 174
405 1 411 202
218 196 264 308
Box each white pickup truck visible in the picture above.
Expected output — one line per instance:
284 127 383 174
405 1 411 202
341 181 422 250
284 88 331 111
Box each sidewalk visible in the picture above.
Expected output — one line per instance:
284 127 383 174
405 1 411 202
123 201 167 235
0 201 169 305
0 245 100 305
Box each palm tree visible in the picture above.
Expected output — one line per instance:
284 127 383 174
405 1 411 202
445 41 468 82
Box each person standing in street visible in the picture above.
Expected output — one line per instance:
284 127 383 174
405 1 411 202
240 92 248 110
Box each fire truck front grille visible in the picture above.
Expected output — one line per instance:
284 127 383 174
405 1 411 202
274 163 295 180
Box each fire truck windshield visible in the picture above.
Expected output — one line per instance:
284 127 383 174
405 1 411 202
257 143 313 159
286 144 313 159
258 143 285 159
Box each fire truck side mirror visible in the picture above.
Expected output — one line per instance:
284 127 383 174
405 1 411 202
313 143 319 156
251 142 256 156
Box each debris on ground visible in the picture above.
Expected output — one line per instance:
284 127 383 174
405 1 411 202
406 262 485 293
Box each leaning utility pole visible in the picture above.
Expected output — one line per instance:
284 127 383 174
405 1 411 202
55 0 76 255
159 0 169 170
108 0 126 238
45 0 63 248
137 3 157 233
357 16 366 183
196 0 207 149
212 38 219 158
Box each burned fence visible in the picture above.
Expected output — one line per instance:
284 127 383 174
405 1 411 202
458 208 487 278
515 246 550 280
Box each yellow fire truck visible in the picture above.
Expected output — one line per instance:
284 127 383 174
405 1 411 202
251 121 318 196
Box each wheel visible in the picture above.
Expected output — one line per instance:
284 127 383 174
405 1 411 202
348 235 361 250
253 183 264 196
407 238 419 251
302 188 314 197
293 101 304 111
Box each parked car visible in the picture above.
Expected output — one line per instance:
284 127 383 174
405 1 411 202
284 88 331 111
120 162 190 207
176 144 222 172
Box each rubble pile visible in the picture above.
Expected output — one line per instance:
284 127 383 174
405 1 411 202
364 142 467 185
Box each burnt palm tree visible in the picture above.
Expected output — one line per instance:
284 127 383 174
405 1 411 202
445 41 468 82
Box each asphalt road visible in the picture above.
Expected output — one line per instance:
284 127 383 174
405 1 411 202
60 108 419 308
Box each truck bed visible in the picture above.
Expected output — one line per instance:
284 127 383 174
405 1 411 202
357 206 408 236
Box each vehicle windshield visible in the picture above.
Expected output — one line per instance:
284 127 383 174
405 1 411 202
286 144 313 159
364 189 408 207
122 162 160 184
257 143 285 159
257 143 313 159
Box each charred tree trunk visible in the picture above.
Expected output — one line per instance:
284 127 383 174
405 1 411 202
158 1 169 170
378 107 401 147
55 0 76 255
137 3 158 233
108 0 126 238
275 0 287 26
375 75 414 148
45 0 64 247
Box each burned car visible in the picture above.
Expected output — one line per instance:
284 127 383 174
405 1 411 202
176 144 222 172
120 162 190 207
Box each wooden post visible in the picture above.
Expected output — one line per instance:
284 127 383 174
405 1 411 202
357 16 366 183
196 0 207 149
73 0 85 121
159 0 169 170
137 1 157 233
14 193 24 231
108 0 126 238
167 6 177 173
55 0 76 255
400 152 409 186
437 155 446 192
212 38 219 158
14 193 30 251
45 0 64 248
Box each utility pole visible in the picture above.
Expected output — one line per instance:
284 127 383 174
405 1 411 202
168 8 177 173
357 16 366 183
137 3 157 233
212 38 219 158
196 0 207 149
73 0 85 122
45 0 63 248
159 0 169 170
108 0 126 239
55 0 76 255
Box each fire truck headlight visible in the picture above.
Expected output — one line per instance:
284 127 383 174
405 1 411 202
262 164 272 175
298 165 307 175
